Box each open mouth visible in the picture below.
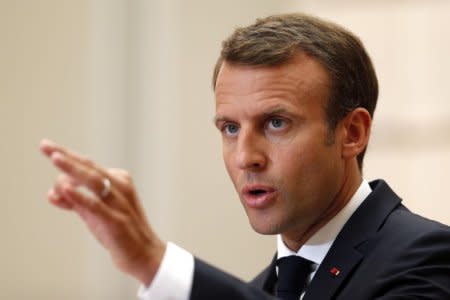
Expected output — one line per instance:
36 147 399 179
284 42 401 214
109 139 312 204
243 185 275 197
249 189 268 196
242 185 277 208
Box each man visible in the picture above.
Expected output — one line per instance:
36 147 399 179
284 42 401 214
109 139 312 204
41 13 450 299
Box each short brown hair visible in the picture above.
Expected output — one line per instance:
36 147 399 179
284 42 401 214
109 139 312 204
212 13 378 170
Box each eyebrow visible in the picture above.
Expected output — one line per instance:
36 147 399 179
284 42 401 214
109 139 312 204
213 107 294 126
261 107 290 118
213 115 229 126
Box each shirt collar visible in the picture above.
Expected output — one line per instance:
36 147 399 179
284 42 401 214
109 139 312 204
277 179 372 265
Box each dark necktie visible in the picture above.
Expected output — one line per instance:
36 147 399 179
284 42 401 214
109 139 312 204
276 255 313 300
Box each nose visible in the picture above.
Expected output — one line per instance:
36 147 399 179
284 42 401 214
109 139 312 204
236 129 267 171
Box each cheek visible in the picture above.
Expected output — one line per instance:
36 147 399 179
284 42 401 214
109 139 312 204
272 140 332 187
272 143 311 172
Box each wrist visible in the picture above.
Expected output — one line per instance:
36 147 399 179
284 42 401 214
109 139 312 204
133 239 167 287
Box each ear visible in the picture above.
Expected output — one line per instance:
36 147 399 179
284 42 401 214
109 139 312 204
340 108 371 160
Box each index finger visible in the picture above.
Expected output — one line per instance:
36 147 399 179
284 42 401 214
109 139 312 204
39 139 84 160
40 138 126 202
40 138 96 168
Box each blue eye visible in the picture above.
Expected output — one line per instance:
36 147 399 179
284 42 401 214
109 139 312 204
223 124 240 136
267 118 287 130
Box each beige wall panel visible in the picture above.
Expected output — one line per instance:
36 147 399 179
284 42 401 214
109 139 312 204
294 1 450 224
1 0 91 299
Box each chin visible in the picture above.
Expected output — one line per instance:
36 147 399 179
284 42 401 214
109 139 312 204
248 217 283 235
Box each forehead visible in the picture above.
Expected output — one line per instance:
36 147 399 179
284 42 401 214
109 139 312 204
214 54 331 109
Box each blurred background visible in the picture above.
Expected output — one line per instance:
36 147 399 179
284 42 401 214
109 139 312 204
1 0 449 299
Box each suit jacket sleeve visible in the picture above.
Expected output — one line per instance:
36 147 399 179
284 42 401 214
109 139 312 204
190 258 278 300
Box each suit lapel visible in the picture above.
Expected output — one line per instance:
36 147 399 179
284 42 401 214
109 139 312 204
303 243 364 300
303 180 402 300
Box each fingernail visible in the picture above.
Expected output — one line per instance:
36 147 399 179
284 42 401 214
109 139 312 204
40 139 54 149
47 189 55 199
48 189 61 201
51 152 64 162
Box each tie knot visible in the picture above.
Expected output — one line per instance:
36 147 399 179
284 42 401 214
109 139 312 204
276 256 313 300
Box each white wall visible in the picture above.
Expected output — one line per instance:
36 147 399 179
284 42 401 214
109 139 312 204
1 0 449 299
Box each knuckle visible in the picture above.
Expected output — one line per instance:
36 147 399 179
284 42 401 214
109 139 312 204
87 170 103 190
121 184 135 199
57 173 65 181
121 170 132 181
112 168 132 183
80 155 95 167
56 173 70 184
88 200 103 213
109 169 135 194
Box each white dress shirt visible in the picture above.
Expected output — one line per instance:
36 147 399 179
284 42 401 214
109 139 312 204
138 180 372 300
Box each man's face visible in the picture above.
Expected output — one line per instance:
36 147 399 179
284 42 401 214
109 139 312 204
214 54 347 241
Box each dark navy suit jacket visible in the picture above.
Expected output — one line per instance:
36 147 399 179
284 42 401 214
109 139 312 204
190 180 450 299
